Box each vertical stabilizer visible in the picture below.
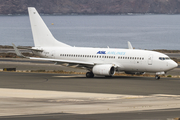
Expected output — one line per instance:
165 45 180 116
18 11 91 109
28 7 71 47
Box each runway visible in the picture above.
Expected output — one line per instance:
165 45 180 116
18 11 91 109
0 72 180 120
1 72 180 95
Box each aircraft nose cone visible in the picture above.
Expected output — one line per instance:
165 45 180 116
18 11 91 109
169 61 178 69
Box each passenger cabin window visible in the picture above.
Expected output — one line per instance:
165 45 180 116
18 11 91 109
60 54 147 61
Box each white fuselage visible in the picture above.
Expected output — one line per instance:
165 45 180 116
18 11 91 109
33 47 177 73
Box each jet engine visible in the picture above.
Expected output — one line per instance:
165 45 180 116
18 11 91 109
92 64 115 76
125 71 145 75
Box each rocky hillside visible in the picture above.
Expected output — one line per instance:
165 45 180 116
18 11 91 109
0 0 180 15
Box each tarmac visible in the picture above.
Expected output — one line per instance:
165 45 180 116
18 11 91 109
0 58 180 120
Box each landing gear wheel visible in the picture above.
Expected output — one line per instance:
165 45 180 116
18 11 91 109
86 72 94 78
155 75 160 80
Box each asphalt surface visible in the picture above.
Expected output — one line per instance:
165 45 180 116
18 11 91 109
0 72 180 95
0 58 85 72
0 72 180 120
0 58 51 64
0 109 180 120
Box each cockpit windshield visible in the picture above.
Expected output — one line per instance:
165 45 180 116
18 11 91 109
159 57 170 60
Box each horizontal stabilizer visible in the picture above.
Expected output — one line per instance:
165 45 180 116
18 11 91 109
12 43 28 58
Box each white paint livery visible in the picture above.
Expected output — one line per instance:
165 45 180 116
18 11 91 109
13 7 178 79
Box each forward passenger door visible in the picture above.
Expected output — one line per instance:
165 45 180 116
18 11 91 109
148 55 153 65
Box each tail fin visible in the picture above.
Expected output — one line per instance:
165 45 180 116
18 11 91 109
28 7 71 47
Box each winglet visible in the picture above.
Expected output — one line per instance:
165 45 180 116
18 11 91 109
128 41 133 49
12 43 28 58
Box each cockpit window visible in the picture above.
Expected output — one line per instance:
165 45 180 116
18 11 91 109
159 57 170 60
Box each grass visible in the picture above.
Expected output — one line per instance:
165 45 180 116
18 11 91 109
167 75 172 77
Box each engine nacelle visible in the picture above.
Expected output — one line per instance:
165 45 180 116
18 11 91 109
125 71 145 75
92 64 115 76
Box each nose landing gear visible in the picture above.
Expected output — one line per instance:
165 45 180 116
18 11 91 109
155 72 165 80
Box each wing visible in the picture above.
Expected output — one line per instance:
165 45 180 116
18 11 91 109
30 57 94 69
29 57 122 71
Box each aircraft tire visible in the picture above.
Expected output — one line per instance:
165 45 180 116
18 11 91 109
86 72 94 78
155 75 160 80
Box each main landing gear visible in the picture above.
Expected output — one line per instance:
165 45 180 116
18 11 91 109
86 72 94 78
155 75 160 80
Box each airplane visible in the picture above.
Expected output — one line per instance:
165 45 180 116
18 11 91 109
13 7 178 80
